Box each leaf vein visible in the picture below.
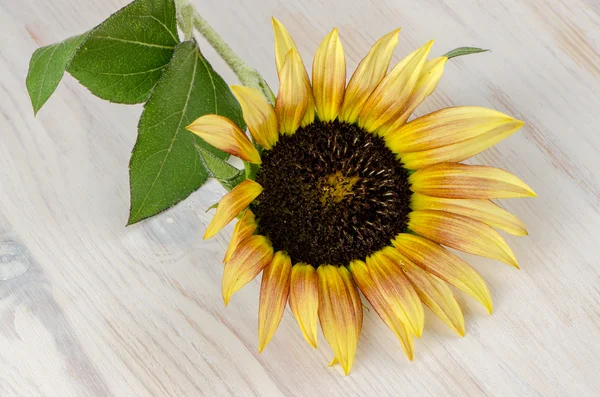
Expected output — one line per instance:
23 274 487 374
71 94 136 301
133 14 178 44
198 54 218 113
93 35 175 50
131 50 198 220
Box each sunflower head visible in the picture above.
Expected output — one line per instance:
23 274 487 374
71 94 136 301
186 18 535 375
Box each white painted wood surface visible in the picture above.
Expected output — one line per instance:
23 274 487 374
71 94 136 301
1 0 600 395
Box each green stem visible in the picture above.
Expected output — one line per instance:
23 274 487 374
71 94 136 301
175 0 275 105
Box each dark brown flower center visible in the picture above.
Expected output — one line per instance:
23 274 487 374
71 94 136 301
252 120 411 267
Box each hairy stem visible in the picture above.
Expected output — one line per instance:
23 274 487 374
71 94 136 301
175 0 275 105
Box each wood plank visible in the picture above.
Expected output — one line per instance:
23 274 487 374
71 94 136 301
1 0 599 395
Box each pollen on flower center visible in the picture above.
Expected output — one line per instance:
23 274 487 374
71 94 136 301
252 120 412 267
320 171 360 205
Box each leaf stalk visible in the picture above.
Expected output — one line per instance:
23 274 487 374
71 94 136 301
175 0 275 105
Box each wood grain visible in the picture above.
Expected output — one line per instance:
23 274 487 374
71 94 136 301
1 0 600 395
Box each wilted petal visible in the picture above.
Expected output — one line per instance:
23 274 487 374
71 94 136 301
222 235 273 305
204 180 263 239
339 29 400 124
409 163 536 199
408 210 519 268
393 233 493 313
411 193 527 236
317 265 358 375
366 249 424 337
358 41 433 135
187 114 261 163
231 85 279 149
289 263 319 348
258 251 292 352
349 260 414 360
223 209 257 263
312 28 346 122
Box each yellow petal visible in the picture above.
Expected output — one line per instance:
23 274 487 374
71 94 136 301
317 265 358 375
400 256 465 336
358 41 433 135
366 249 424 337
393 233 493 313
349 260 414 360
388 56 448 131
204 180 263 239
271 18 315 126
272 17 299 74
401 123 523 169
289 263 319 348
391 107 524 169
258 251 292 352
223 209 257 263
275 49 310 134
408 210 519 268
388 107 520 153
231 85 279 150
409 163 536 199
312 28 346 122
411 193 528 236
222 235 273 305
186 114 261 164
339 29 400 124
339 266 363 339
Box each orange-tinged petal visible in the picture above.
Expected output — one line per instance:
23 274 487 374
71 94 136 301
275 49 310 134
223 209 257 263
401 121 523 169
339 266 363 339
317 265 358 375
222 235 273 305
271 18 315 126
408 210 519 268
387 107 520 153
339 29 400 124
366 249 424 337
204 180 263 239
312 28 346 122
272 17 298 74
394 107 524 169
186 115 261 164
258 251 292 352
358 41 433 135
411 193 528 236
289 263 319 348
384 56 448 134
400 256 465 336
393 233 493 313
349 260 414 360
409 163 536 199
231 85 278 150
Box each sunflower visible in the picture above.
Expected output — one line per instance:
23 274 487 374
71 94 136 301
186 18 535 375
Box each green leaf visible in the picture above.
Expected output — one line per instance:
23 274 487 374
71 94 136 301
196 144 245 191
243 160 260 181
128 40 245 225
67 0 179 104
26 33 89 115
444 47 489 59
